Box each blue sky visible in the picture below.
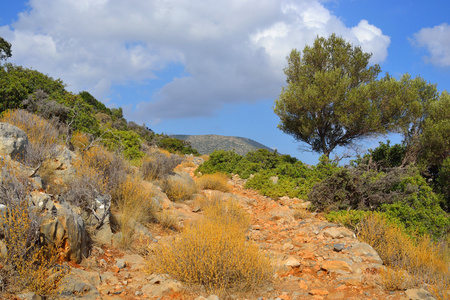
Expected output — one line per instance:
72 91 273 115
0 0 449 164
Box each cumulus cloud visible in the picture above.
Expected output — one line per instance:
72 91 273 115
2 0 390 121
412 23 450 67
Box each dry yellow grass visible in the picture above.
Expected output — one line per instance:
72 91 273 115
195 173 231 193
358 213 450 297
150 195 272 295
0 109 60 149
114 175 157 248
162 175 197 202
0 176 68 295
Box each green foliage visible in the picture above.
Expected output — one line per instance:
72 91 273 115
312 163 449 238
0 37 12 61
102 129 145 161
274 34 418 158
157 137 200 155
371 141 406 169
437 158 450 211
326 210 373 231
79 91 111 114
197 150 339 199
0 63 67 112
420 91 450 167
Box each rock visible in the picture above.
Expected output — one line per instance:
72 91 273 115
270 176 279 184
122 253 147 270
405 288 436 300
283 256 301 268
207 295 220 300
270 206 295 222
58 269 101 299
321 260 352 274
40 199 88 263
309 288 329 296
322 227 356 239
52 146 77 183
17 293 44 300
116 259 126 269
347 242 383 264
333 243 345 252
142 274 182 298
0 122 29 161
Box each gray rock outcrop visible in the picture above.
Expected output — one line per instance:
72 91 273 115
0 122 29 161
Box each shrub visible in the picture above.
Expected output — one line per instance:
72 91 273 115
195 173 231 192
310 165 450 238
0 109 61 167
79 146 128 198
150 195 272 295
0 165 68 295
156 137 199 155
102 129 145 161
161 174 197 202
141 151 183 181
357 212 450 293
114 175 157 248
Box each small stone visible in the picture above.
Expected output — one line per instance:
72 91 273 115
309 288 329 296
405 288 436 300
192 205 201 213
116 259 126 269
207 295 220 300
333 243 345 252
284 257 301 268
135 291 143 296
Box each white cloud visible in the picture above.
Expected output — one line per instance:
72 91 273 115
412 23 450 67
2 0 390 122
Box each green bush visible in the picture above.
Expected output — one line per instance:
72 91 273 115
102 129 145 161
314 165 449 238
157 137 200 155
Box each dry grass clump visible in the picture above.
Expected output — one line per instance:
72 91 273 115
161 175 198 202
156 211 180 231
0 165 68 295
0 109 61 167
141 151 183 181
114 175 157 248
150 195 272 296
195 173 231 193
358 213 450 295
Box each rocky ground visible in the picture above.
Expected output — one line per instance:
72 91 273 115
18 165 435 300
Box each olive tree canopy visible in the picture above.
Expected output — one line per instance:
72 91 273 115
0 37 12 62
274 34 415 158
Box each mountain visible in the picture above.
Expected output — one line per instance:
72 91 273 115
171 134 274 156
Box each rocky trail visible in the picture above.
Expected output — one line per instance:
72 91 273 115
20 166 432 300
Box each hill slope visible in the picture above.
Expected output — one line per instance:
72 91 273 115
171 134 274 156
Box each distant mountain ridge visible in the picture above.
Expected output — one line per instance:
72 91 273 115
171 134 274 156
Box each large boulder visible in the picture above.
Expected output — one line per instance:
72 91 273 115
39 197 88 263
0 123 29 161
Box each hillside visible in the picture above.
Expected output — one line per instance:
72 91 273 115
171 134 274 156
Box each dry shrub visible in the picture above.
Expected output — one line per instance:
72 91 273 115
114 175 157 248
141 151 183 181
0 109 61 167
161 175 197 202
177 161 196 169
380 267 414 291
358 213 450 295
63 153 108 210
80 146 128 195
0 165 67 295
156 211 180 231
293 208 308 220
150 195 272 295
196 173 231 193
71 131 90 151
